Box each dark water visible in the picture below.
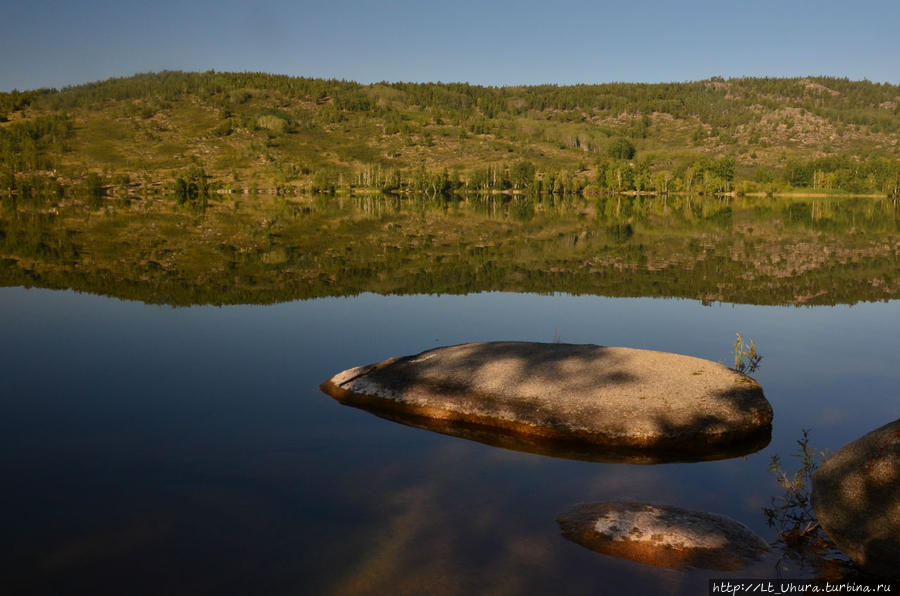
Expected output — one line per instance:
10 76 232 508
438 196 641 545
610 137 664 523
1 193 899 593
2 286 899 594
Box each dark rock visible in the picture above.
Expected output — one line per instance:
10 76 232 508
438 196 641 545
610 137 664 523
812 418 900 579
558 502 771 570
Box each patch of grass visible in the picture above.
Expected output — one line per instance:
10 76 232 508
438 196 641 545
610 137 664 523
733 332 762 374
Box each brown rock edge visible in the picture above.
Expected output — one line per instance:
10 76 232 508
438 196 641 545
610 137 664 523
321 342 773 454
557 502 771 570
812 418 900 579
347 405 772 464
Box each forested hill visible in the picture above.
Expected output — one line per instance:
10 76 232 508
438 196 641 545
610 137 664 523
2 71 900 197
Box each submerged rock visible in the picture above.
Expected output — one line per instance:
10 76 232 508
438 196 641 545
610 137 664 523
812 418 900 579
321 342 772 455
557 502 771 570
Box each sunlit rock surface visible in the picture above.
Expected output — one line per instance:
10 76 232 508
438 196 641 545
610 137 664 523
557 502 770 570
321 342 773 454
812 418 900 579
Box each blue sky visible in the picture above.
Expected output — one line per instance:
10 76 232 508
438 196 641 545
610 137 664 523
1 0 898 92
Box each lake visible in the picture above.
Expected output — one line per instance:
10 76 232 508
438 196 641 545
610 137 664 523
1 193 899 594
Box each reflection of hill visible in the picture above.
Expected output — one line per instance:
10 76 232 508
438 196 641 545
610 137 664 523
1 194 898 306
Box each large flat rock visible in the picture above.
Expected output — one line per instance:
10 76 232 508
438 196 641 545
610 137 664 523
557 502 771 570
321 342 772 453
812 418 900 579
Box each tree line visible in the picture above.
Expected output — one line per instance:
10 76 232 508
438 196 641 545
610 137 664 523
4 71 899 131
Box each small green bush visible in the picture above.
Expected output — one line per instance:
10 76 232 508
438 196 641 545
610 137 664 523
607 137 635 160
733 332 762 373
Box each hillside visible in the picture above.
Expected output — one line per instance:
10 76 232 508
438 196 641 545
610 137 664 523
1 71 900 198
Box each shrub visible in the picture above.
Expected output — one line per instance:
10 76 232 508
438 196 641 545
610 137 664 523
607 137 635 160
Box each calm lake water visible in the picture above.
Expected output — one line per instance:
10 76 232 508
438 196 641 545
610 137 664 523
1 194 899 594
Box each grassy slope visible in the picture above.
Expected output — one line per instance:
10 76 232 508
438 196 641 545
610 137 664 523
2 72 899 194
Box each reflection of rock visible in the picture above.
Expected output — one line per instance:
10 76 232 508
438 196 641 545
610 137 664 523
355 403 771 464
812 418 900 579
557 502 770 570
322 342 772 453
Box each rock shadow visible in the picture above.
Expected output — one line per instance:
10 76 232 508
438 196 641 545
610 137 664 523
344 403 771 464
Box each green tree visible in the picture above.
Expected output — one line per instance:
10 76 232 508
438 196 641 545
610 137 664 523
784 160 812 188
510 160 536 189
607 137 635 160
312 170 335 194
174 178 188 204
184 165 209 197
85 173 104 197
710 157 735 182
0 169 14 192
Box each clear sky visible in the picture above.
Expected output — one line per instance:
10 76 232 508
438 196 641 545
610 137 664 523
1 0 898 92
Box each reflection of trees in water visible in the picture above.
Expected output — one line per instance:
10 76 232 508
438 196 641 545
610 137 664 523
0 194 898 306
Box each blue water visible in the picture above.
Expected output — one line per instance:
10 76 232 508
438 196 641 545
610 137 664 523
2 288 898 594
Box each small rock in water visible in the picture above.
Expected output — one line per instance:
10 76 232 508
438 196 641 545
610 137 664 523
557 502 771 570
321 342 773 456
812 418 900 579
